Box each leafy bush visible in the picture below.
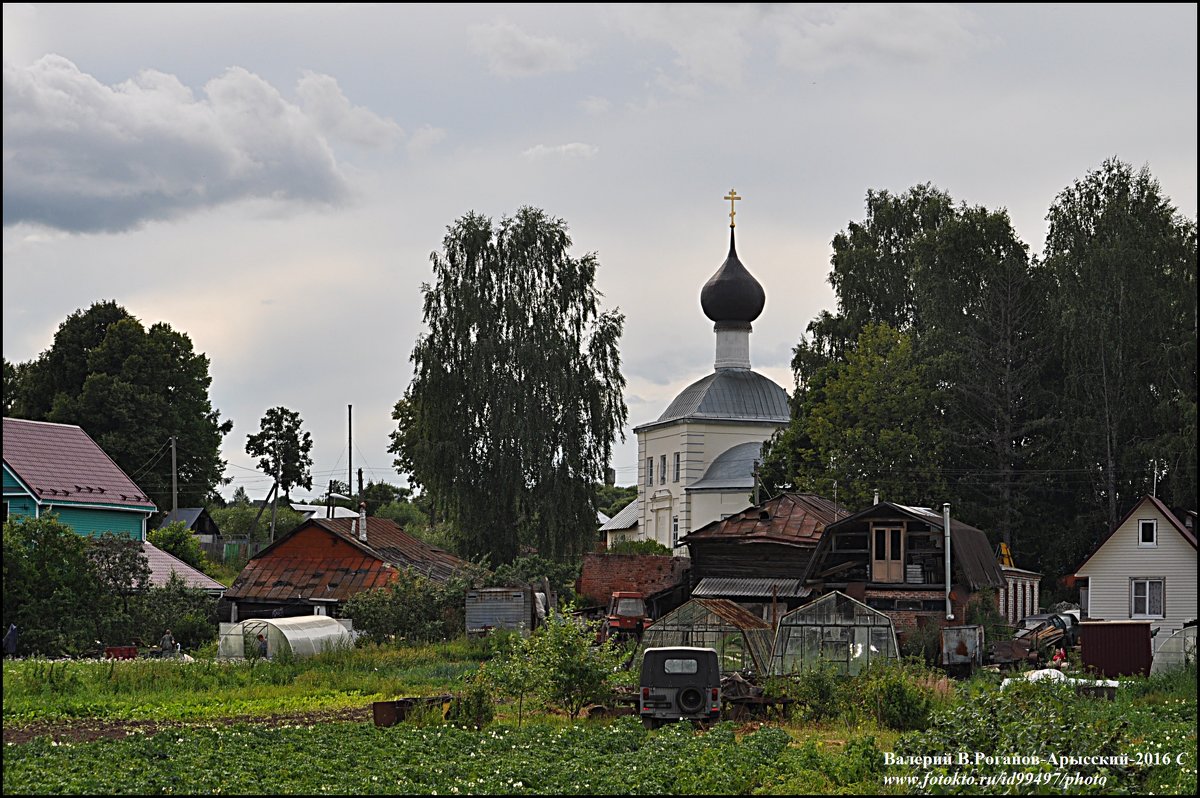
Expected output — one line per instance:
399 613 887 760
854 663 935 730
446 672 495 729
789 665 844 723
899 619 941 664
147 521 207 570
526 610 624 719
608 539 671 555
488 555 579 604
343 566 482 644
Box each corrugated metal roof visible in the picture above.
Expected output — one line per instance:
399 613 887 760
693 577 811 599
225 554 395 603
600 499 639 531
690 598 771 630
685 441 761 492
682 493 850 546
225 516 475 604
635 370 789 431
142 541 226 592
3 417 156 510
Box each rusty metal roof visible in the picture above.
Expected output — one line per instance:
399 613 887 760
225 553 396 603
3 417 156 510
225 516 475 604
681 493 850 546
691 598 771 630
308 517 474 583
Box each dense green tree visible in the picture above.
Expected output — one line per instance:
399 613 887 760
391 207 628 565
207 503 306 543
792 185 956 388
913 205 1054 552
245 406 313 501
1043 158 1198 533
763 323 945 509
2 357 20 416
3 515 103 655
7 301 232 509
147 520 207 569
595 484 637 519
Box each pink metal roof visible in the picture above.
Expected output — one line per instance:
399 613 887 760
2 417 156 510
142 541 226 592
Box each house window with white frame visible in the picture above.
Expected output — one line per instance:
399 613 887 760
646 457 653 487
673 452 681 483
671 516 679 548
1138 519 1157 547
659 454 667 485
1130 578 1164 618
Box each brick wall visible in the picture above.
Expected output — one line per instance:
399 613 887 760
865 586 973 634
576 553 690 606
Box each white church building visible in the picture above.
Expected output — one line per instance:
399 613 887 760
603 195 790 553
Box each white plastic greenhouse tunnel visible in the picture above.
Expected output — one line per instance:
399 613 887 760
1150 626 1197 675
218 616 354 660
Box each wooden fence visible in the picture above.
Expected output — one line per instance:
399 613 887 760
200 539 266 564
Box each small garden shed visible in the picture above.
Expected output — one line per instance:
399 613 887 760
640 598 773 675
770 591 899 676
218 616 353 660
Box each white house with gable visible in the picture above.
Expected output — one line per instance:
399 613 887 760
1074 494 1198 647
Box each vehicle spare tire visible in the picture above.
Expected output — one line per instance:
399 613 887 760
678 686 704 713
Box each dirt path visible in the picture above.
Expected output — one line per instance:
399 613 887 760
3 706 372 745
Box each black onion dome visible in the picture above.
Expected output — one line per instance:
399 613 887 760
701 228 765 323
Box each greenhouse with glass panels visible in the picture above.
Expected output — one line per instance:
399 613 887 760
770 591 899 675
639 598 773 675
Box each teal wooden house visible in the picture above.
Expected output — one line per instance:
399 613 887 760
3 417 156 539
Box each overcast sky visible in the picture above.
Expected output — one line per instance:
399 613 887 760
3 3 1197 503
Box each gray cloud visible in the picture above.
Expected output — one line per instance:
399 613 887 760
2 57 401 233
468 20 585 77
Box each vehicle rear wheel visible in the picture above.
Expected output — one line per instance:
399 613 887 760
678 687 704 714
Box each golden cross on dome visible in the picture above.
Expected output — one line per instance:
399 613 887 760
724 189 741 227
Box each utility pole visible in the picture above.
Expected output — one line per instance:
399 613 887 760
752 459 760 505
1152 459 1159 498
170 436 178 512
358 468 364 498
348 404 353 501
270 441 280 542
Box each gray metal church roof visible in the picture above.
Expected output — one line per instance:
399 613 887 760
686 441 763 492
636 369 789 431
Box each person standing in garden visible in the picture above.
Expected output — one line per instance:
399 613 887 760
256 633 268 659
159 629 175 658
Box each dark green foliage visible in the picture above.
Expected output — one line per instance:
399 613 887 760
147 521 206 569
899 621 942 665
608 539 671 555
2 516 217 654
964 588 1011 642
853 664 935 731
763 323 946 509
7 301 232 509
487 554 579 603
392 207 628 566
206 502 306 544
446 671 495 729
3 515 104 656
764 161 1196 585
596 483 637 518
343 566 485 644
245 406 313 501
788 665 844 722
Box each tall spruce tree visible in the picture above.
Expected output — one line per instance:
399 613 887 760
391 207 627 565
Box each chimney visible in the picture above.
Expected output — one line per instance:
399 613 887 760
873 488 880 505
358 501 368 542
